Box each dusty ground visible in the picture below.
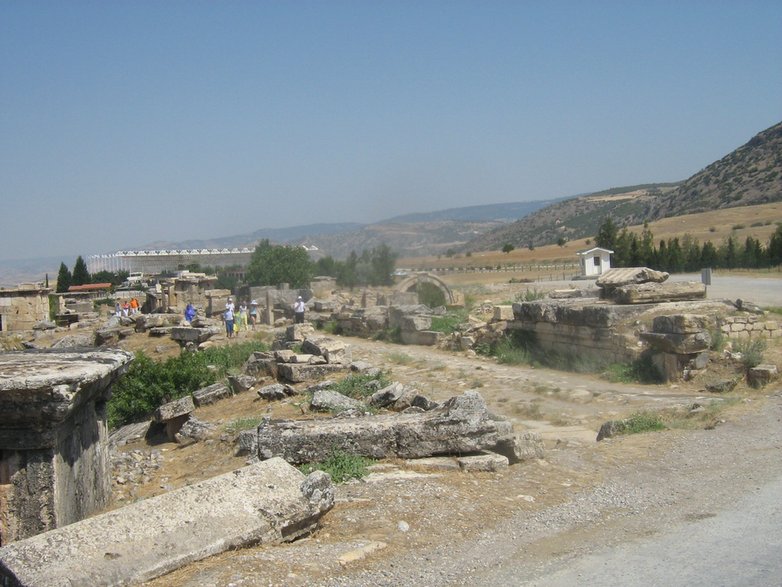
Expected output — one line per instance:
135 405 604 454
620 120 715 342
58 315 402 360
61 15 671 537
95 321 782 587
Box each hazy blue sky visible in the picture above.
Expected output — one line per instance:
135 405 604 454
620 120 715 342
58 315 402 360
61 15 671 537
2 1 781 261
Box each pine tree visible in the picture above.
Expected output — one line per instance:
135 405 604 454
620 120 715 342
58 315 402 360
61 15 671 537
56 262 72 293
72 256 91 285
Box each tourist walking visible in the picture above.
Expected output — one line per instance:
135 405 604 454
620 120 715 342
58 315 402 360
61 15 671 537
293 296 306 324
224 304 235 338
249 300 258 328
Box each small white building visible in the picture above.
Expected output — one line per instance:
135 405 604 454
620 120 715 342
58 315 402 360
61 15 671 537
577 247 614 278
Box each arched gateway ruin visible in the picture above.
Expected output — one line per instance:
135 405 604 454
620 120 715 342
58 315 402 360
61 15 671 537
395 272 456 305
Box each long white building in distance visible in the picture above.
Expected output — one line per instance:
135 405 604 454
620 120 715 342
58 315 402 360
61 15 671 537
87 248 255 275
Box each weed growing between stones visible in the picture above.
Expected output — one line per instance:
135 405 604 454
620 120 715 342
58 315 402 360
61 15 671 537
386 351 414 365
223 416 266 435
331 371 392 400
298 450 374 483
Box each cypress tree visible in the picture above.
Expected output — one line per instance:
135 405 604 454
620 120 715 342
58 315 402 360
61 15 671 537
72 255 91 285
56 262 72 293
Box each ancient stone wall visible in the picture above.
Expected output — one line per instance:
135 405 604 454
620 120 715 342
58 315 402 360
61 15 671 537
511 299 647 366
0 286 50 332
719 315 780 340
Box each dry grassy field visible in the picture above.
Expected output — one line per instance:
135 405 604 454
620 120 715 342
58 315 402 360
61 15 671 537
399 202 782 285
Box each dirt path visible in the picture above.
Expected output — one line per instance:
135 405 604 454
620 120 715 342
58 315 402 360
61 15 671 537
136 333 780 586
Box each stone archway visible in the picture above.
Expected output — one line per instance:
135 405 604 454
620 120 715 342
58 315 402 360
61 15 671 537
395 272 455 305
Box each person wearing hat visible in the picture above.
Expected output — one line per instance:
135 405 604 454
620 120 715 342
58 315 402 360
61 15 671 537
293 295 306 324
249 300 258 328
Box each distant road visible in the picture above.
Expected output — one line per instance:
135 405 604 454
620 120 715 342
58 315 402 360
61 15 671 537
667 273 781 308
538 272 781 308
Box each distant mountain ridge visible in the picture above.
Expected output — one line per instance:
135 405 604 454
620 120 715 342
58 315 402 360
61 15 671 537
466 120 782 251
138 199 562 259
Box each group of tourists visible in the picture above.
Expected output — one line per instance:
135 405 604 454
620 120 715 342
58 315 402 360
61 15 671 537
114 298 140 317
222 295 306 337
223 298 259 337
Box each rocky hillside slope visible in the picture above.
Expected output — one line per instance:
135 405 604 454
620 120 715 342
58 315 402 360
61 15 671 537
467 120 782 251
649 120 782 218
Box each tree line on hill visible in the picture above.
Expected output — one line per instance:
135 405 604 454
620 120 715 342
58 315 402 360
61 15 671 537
245 240 397 288
595 218 782 273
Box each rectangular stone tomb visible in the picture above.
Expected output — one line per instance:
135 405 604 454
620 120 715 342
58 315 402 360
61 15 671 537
0 349 133 544
0 458 334 586
254 391 512 464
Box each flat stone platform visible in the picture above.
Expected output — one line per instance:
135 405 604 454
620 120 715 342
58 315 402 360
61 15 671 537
0 349 134 445
0 458 334 587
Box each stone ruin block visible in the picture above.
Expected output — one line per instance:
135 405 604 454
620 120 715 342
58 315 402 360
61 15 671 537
652 313 710 334
613 282 706 304
0 349 133 544
748 364 779 388
193 382 233 407
276 362 346 383
253 391 513 464
153 396 196 441
493 305 515 321
0 459 334 586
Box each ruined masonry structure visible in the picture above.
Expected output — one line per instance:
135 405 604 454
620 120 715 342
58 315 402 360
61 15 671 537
0 349 133 545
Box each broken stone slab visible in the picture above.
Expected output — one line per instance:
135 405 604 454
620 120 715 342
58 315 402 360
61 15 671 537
148 326 175 337
747 364 779 388
369 382 407 408
243 351 278 378
705 378 739 393
596 267 669 288
349 360 374 372
153 396 196 441
491 431 546 463
170 326 213 344
640 331 711 354
596 420 627 441
0 458 334 587
457 452 509 472
301 336 348 364
258 383 297 401
277 362 347 384
192 382 233 407
310 389 365 413
154 395 195 422
391 388 438 412
175 416 215 443
400 330 441 346
613 282 706 304
255 391 512 464
134 312 182 332
286 323 316 342
227 374 257 394
400 314 432 331
49 333 95 349
492 305 515 321
275 349 296 363
652 314 710 334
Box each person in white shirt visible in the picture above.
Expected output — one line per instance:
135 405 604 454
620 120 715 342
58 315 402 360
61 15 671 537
293 296 306 324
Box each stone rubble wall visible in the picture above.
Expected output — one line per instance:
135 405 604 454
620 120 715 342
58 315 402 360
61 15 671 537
0 289 50 332
719 315 780 339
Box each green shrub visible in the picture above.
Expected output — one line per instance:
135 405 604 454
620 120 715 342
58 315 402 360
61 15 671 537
386 351 414 365
623 411 666 434
430 308 469 334
732 338 766 370
331 372 391 400
108 341 267 428
298 450 373 483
